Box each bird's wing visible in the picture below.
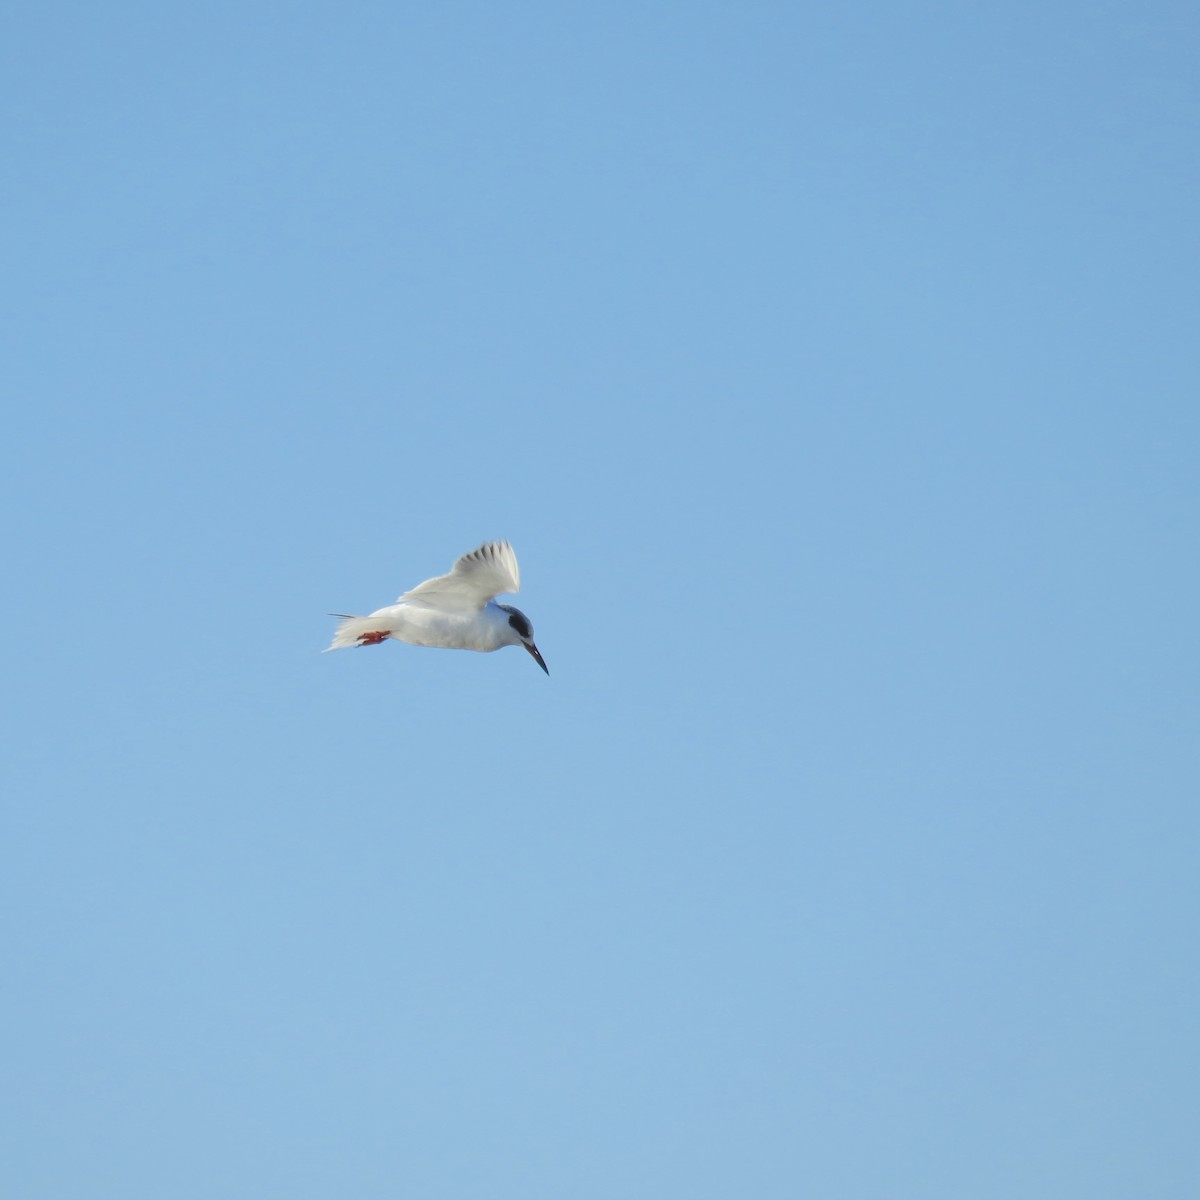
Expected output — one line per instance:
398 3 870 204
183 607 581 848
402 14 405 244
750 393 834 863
398 540 521 612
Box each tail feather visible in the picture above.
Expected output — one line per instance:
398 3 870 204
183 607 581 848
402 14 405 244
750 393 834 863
324 614 394 651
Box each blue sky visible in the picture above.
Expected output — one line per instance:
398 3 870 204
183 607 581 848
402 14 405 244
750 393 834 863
3 2 1198 1196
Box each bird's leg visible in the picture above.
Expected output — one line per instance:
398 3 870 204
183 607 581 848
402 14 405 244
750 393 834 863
356 631 390 646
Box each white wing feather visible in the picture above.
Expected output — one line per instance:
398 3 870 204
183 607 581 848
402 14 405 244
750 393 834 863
398 540 521 612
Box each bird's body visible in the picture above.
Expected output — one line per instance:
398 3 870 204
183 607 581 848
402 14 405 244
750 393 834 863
325 540 548 674
328 601 519 653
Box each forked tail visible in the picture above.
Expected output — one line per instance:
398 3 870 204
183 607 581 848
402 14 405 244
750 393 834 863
324 614 393 651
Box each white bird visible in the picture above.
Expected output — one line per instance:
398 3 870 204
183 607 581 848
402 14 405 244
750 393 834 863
324 540 548 674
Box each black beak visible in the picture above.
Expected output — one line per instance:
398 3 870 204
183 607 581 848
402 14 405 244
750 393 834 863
524 641 549 675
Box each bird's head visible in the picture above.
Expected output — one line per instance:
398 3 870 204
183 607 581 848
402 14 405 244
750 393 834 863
497 604 549 675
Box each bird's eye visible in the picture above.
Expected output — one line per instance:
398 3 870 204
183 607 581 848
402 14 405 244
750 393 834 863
507 612 530 638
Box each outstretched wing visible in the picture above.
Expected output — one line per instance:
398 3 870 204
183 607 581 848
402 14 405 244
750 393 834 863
398 540 522 612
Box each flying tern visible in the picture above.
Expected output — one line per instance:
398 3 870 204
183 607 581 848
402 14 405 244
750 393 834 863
325 540 548 674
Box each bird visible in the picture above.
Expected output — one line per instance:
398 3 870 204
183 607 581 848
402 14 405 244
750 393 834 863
324 540 548 674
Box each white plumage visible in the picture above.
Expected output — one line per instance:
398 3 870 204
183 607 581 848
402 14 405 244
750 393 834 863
395 540 520 613
325 540 548 674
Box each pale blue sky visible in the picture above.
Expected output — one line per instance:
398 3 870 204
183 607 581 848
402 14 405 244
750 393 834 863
3 3 1198 1197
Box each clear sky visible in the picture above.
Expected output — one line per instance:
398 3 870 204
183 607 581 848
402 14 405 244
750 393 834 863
3 3 1198 1197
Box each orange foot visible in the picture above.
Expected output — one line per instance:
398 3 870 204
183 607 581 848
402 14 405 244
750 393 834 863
356 631 390 646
